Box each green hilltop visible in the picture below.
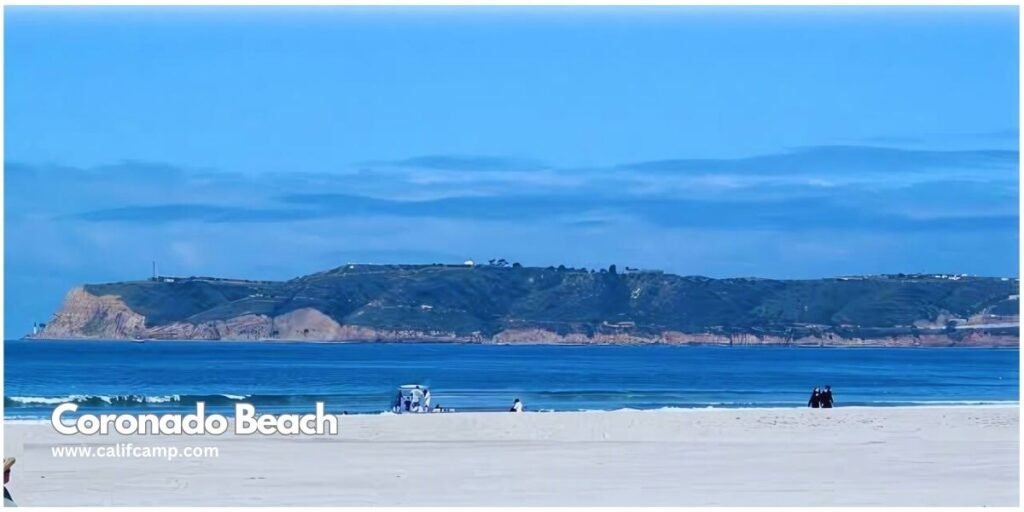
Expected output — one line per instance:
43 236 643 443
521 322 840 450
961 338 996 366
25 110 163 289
79 263 1019 341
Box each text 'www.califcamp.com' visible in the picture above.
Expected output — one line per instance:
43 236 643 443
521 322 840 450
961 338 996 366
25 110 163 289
50 444 220 461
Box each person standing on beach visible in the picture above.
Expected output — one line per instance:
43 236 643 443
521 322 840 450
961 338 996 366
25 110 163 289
4 457 16 507
808 387 821 408
412 386 427 412
820 385 834 408
510 398 523 412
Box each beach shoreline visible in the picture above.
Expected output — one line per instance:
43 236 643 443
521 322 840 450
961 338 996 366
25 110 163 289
5 401 1022 422
18 335 1022 348
3 405 1018 506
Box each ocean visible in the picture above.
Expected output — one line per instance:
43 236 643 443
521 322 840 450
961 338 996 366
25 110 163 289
4 340 1019 418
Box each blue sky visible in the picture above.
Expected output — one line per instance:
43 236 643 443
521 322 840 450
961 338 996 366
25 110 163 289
4 6 1019 337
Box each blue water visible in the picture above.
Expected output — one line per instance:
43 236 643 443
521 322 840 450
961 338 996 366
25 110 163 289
4 340 1019 418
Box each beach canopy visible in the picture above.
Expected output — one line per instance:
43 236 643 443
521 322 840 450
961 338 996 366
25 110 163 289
397 384 429 397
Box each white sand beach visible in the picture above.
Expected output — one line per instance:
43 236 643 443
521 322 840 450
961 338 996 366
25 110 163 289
3 406 1018 506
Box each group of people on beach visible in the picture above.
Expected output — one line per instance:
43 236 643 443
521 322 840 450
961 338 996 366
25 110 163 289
394 386 433 413
808 385 834 408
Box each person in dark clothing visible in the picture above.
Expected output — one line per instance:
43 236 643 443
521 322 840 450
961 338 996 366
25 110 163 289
820 385 834 408
4 457 16 507
808 387 821 408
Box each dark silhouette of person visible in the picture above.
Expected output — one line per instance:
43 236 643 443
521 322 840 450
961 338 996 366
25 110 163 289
808 387 821 408
820 385 834 408
4 457 15 506
403 395 411 412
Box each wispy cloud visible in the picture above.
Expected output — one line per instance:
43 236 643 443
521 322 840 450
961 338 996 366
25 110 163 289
67 191 1018 235
13 143 1014 237
840 129 1019 152
618 145 1017 178
72 204 321 223
364 154 547 172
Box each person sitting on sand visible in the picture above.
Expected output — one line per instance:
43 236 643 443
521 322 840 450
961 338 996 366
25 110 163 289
510 398 523 412
808 387 821 408
433 404 442 413
820 385 834 408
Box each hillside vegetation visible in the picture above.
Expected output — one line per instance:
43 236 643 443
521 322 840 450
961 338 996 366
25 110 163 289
81 264 1019 340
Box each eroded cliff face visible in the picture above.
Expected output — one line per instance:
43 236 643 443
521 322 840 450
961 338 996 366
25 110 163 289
34 289 480 342
39 287 148 339
489 328 1018 347
32 288 1018 347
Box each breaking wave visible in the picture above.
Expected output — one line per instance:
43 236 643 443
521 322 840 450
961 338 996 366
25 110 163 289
4 394 257 408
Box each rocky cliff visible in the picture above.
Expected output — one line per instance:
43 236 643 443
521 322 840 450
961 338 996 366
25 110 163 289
31 264 1020 346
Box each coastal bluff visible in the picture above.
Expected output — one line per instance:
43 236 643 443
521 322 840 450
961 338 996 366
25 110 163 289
31 263 1020 346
